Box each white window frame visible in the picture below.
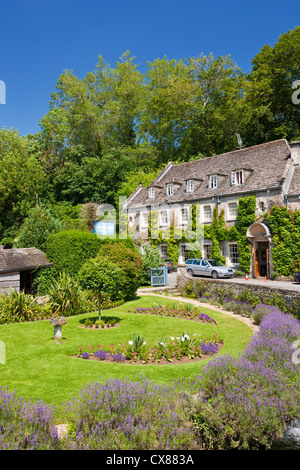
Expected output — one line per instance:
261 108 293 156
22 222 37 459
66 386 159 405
159 210 169 227
203 205 213 222
166 183 174 196
228 202 238 220
149 187 155 199
186 179 194 193
140 212 149 229
229 243 239 265
159 244 168 258
180 243 190 261
231 170 243 185
203 243 212 259
209 175 218 189
180 207 189 225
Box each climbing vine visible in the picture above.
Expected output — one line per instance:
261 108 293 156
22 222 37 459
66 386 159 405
264 206 300 276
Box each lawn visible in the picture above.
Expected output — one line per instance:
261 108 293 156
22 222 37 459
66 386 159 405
0 295 253 409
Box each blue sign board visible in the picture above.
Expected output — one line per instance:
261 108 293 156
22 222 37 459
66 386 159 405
94 221 115 236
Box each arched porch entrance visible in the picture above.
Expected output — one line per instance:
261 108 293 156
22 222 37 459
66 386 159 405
246 223 272 278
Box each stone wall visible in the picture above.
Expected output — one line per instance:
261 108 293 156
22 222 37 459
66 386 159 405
177 267 300 314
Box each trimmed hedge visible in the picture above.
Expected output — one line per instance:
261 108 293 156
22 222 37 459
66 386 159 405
45 230 103 277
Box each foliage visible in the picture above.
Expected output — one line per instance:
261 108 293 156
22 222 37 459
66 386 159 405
78 256 124 320
16 205 64 252
45 229 103 277
0 289 50 324
47 272 83 317
0 387 61 450
140 242 164 285
264 206 300 276
186 310 300 450
97 241 143 299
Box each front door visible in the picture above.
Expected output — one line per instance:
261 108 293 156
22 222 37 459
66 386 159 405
253 242 269 278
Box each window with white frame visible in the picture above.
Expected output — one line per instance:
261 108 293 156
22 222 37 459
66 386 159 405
186 179 194 193
203 205 212 222
229 243 239 264
149 187 155 199
159 244 168 258
141 212 149 229
231 170 243 185
180 243 190 261
166 183 174 196
203 243 212 259
209 175 218 189
180 207 189 225
228 202 238 219
258 201 265 212
159 210 168 226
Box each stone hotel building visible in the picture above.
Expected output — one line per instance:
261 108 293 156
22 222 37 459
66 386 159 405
123 139 300 278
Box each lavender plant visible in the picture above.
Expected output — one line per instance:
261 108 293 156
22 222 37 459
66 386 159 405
0 387 61 450
63 377 197 450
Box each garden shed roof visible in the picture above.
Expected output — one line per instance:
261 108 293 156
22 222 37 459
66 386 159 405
0 247 52 274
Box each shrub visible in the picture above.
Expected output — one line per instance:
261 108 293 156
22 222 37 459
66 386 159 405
63 377 196 450
0 290 49 324
97 241 143 299
185 310 300 450
45 230 103 277
0 387 61 450
47 272 83 317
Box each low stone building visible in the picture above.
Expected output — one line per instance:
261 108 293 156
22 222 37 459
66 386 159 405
123 139 300 278
0 247 52 294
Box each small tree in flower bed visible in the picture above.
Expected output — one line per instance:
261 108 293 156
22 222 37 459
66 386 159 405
129 303 215 324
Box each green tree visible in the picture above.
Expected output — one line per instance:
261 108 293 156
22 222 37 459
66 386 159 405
17 206 64 252
243 26 300 146
78 257 123 321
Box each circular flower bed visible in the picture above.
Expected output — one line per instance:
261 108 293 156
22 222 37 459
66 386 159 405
77 331 222 365
82 316 119 329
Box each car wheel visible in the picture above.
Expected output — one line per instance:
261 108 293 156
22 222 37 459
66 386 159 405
187 268 194 276
211 271 219 279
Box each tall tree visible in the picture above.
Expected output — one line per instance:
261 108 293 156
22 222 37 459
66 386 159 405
243 27 300 146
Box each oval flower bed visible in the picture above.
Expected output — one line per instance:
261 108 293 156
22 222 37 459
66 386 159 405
77 332 223 365
128 302 217 324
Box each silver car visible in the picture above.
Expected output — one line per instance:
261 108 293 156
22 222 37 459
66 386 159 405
184 258 235 279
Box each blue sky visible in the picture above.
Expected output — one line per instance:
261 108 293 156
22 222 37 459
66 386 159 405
0 0 298 136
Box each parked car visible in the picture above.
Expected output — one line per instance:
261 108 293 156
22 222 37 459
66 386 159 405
184 258 235 279
294 272 300 283
163 258 175 272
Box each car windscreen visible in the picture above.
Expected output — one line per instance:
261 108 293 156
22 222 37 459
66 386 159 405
209 260 224 267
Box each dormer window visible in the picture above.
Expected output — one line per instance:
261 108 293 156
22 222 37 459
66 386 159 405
186 179 194 193
231 170 243 185
149 187 155 199
166 183 174 196
209 175 218 189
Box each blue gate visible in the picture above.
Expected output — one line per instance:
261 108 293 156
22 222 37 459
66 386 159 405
150 266 168 287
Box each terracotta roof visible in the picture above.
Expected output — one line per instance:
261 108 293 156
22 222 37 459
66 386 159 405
0 248 52 274
126 139 292 208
